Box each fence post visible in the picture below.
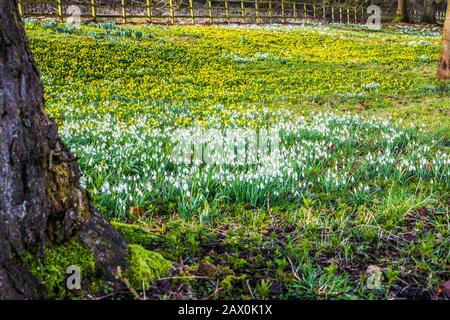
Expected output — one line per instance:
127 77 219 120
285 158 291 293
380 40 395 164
57 0 63 22
303 3 306 22
146 0 152 21
225 0 230 21
269 0 273 23
255 0 259 23
354 7 357 24
18 0 23 16
339 6 342 23
91 0 97 20
346 7 349 24
241 0 245 18
208 0 213 23
323 4 326 21
313 5 316 20
293 2 297 20
121 0 126 23
169 0 175 23
331 6 334 22
281 0 285 23
189 0 195 24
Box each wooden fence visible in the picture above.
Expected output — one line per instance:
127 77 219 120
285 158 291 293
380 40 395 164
18 0 446 25
409 9 446 23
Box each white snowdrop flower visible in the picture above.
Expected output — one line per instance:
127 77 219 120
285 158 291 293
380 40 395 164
101 182 111 194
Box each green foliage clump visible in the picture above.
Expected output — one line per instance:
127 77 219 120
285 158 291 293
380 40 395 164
25 242 95 299
112 221 159 247
126 244 172 289
393 14 408 23
220 275 246 291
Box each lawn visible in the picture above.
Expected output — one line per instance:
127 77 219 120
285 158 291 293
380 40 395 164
26 20 449 299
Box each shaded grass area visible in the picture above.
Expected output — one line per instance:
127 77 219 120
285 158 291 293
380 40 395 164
25 21 449 299
113 191 449 299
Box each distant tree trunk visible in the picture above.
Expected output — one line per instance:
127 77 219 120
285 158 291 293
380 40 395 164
0 0 127 299
438 0 450 81
422 0 436 24
395 0 409 22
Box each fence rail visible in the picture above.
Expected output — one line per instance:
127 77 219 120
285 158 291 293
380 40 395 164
18 0 446 25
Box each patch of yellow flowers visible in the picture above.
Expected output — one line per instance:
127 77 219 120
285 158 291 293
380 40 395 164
25 22 440 129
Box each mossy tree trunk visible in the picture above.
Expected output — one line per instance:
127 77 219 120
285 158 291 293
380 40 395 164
395 0 409 22
422 0 436 24
0 0 127 299
438 0 450 81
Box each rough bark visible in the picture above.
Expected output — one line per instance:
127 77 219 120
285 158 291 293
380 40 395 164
438 0 450 81
422 0 437 24
396 0 409 22
0 0 127 299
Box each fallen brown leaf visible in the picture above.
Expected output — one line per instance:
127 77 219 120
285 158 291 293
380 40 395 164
130 206 145 219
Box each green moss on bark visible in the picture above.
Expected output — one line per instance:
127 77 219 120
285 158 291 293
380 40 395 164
126 244 171 289
112 221 159 247
25 242 96 299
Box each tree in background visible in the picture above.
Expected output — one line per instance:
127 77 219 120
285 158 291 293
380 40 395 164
395 0 409 22
422 0 437 23
0 0 127 299
438 0 450 82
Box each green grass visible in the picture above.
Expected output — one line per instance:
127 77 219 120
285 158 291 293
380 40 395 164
25 20 449 299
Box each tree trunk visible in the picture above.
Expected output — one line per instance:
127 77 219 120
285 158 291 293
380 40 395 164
438 0 450 81
0 0 127 299
422 0 436 24
396 0 409 22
